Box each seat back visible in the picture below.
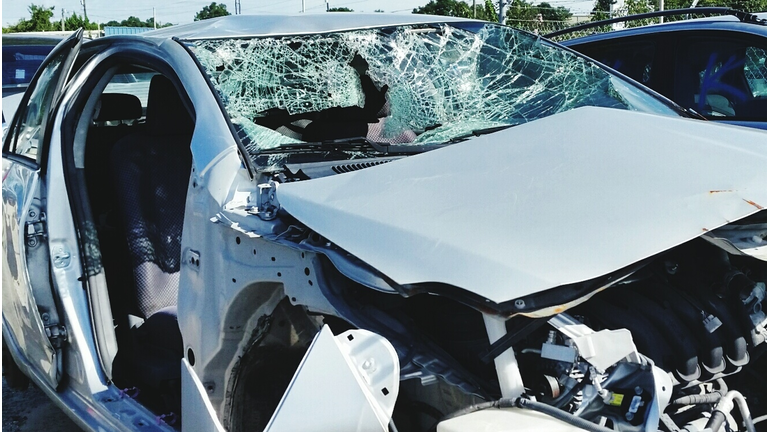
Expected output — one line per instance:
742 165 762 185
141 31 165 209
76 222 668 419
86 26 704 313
110 75 193 319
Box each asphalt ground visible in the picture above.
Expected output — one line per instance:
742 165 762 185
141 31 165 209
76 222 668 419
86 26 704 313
2 377 82 432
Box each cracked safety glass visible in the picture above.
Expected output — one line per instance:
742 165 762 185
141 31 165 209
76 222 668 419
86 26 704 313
188 23 677 164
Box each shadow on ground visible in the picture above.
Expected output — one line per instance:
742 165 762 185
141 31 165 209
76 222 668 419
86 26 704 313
2 377 82 432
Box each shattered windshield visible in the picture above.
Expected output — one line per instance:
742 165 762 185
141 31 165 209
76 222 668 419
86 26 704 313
188 23 678 163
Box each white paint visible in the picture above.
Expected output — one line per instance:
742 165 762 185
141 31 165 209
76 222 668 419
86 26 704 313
278 107 767 305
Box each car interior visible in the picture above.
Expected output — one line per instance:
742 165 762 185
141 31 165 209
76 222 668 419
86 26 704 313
81 65 192 425
675 36 767 121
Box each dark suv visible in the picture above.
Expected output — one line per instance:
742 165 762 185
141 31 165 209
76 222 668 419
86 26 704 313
552 9 767 129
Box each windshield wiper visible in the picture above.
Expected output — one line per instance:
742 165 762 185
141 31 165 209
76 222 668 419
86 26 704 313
260 136 441 155
448 124 517 143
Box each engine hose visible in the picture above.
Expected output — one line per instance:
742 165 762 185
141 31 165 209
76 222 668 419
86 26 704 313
704 390 756 432
671 393 722 405
514 398 616 432
671 379 728 406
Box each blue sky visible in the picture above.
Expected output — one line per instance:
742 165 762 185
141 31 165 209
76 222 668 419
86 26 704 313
2 0 596 27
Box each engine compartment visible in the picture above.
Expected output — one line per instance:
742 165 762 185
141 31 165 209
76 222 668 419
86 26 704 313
220 199 766 432
318 234 767 431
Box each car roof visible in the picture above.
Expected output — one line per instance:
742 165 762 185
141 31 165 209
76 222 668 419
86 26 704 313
2 33 66 45
560 14 766 45
133 13 480 41
550 8 766 44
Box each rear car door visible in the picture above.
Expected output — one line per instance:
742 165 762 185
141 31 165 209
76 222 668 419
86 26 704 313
2 29 82 389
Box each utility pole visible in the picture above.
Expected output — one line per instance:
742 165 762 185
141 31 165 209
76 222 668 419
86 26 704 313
61 8 66 31
234 0 241 14
80 0 87 21
326 0 329 10
153 7 157 28
659 0 665 23
473 0 476 18
302 0 305 12
498 0 506 24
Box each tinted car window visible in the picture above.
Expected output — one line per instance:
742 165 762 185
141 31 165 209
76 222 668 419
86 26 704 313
6 50 67 159
675 34 766 121
570 37 657 86
2 44 55 91
104 71 156 109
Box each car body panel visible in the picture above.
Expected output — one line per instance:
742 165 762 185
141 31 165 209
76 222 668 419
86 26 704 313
437 408 585 432
264 326 399 432
1 165 60 387
2 30 83 389
277 107 767 304
182 358 226 432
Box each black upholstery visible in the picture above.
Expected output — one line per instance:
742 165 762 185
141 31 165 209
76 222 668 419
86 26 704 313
94 93 143 123
109 75 192 417
110 75 193 319
86 93 146 326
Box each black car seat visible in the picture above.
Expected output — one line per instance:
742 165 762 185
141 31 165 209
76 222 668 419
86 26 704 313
85 93 145 328
109 75 194 419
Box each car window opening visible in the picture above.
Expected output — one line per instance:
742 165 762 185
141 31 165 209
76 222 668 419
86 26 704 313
83 67 192 420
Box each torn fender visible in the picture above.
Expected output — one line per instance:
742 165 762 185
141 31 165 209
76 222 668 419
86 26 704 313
265 326 400 432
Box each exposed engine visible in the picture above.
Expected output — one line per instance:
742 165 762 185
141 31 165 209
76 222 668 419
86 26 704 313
226 217 766 432
322 236 767 432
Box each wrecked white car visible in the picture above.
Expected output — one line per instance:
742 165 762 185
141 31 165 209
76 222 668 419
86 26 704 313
2 14 766 432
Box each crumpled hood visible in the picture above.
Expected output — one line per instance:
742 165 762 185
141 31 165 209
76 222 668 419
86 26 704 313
277 107 767 304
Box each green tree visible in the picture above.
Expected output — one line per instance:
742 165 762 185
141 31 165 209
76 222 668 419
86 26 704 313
327 7 354 11
591 0 615 20
64 12 99 31
101 16 172 28
120 16 145 27
413 0 473 18
413 0 503 20
506 0 538 21
536 2 572 20
474 0 498 20
194 2 231 21
506 0 572 31
664 0 765 11
4 4 55 32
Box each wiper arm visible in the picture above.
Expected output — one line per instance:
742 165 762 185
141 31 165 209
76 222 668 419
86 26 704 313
260 136 441 155
259 137 378 154
448 124 517 143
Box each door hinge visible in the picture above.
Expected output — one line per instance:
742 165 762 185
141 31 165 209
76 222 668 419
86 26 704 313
25 212 47 248
45 325 67 349
247 181 280 220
